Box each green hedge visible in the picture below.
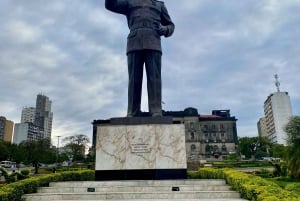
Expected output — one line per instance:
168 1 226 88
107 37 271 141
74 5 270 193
189 168 300 201
211 161 272 168
0 170 94 201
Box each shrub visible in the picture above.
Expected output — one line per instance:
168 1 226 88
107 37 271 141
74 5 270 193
255 168 272 178
189 168 300 201
20 169 30 176
0 170 94 201
188 167 225 179
0 167 8 182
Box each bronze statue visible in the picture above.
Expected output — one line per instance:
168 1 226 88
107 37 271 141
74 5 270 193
105 0 175 117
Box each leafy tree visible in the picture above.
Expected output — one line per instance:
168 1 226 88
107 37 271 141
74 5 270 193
238 137 271 160
63 134 90 162
205 144 215 156
269 144 288 159
285 116 300 179
227 152 240 161
0 141 9 161
18 138 56 173
6 143 24 164
84 147 95 163
0 141 24 163
58 152 69 163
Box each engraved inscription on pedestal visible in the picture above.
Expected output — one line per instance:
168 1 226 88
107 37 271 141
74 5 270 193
131 143 151 153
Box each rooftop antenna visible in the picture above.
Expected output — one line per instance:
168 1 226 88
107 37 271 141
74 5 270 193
274 74 280 92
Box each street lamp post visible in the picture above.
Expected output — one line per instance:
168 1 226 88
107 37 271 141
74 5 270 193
56 136 61 166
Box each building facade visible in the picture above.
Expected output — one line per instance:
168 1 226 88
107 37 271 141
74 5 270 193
168 108 238 161
13 94 53 143
257 117 268 138
34 94 53 139
13 122 44 144
264 92 293 145
21 107 36 123
0 116 14 143
92 108 238 162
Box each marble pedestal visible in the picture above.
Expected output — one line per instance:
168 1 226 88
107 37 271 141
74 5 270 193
94 117 187 180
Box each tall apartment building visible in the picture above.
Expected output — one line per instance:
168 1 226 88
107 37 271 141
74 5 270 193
34 94 53 139
263 75 293 145
0 116 14 143
21 107 36 123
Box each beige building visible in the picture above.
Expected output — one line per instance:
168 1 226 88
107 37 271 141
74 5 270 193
166 108 238 161
257 117 268 138
0 116 14 143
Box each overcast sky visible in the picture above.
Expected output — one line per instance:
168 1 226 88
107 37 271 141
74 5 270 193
1 0 300 146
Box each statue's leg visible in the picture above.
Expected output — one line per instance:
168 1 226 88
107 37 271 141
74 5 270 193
145 50 162 116
127 51 144 117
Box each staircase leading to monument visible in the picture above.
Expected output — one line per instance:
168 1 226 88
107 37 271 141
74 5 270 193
23 179 249 201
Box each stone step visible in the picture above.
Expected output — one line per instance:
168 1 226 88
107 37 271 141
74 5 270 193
38 185 230 193
23 191 242 201
44 199 248 201
23 180 249 201
49 179 226 187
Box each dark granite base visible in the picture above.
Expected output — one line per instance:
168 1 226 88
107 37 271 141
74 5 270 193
95 169 187 181
110 116 173 125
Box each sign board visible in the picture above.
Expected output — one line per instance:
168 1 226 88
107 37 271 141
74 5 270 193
131 143 150 153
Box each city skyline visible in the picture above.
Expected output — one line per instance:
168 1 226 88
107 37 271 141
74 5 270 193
1 1 300 143
13 94 53 144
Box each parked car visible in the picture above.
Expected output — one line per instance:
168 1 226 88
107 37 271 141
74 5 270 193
0 161 16 168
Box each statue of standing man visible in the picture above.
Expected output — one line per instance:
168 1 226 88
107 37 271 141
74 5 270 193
105 0 175 117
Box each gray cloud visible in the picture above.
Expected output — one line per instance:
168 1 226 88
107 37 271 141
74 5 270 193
1 0 300 144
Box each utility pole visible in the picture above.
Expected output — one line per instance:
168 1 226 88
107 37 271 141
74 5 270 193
56 136 61 166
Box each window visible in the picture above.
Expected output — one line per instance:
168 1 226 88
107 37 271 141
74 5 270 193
222 144 227 152
190 122 194 129
190 132 195 140
203 125 208 132
191 144 196 151
213 145 219 152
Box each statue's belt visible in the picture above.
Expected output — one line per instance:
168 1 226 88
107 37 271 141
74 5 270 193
130 21 158 31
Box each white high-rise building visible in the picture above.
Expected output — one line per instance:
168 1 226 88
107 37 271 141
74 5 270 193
13 123 44 144
21 107 36 123
263 75 293 146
